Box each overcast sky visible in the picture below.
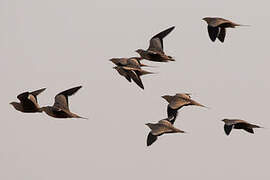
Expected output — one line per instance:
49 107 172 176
1 0 270 179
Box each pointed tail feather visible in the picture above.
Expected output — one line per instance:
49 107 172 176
137 70 156 76
191 100 210 109
234 23 251 27
72 113 88 119
140 63 158 68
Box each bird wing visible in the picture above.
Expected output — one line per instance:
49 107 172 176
115 67 131 82
167 106 178 122
126 70 144 89
122 66 141 71
30 88 46 102
53 94 69 111
162 95 174 103
243 128 254 134
126 58 142 69
28 94 40 108
224 124 233 135
218 27 226 42
148 26 175 53
148 38 164 53
117 58 128 66
53 86 82 111
207 25 219 42
17 91 38 110
235 122 261 129
208 18 232 27
149 120 175 135
168 96 191 110
17 92 29 102
51 106 70 117
228 119 247 125
147 132 158 146
110 58 127 66
151 124 173 136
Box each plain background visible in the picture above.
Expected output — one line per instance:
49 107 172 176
1 0 270 179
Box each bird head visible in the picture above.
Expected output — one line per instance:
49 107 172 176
109 58 118 64
222 119 230 123
9 102 23 111
202 17 212 24
135 49 144 55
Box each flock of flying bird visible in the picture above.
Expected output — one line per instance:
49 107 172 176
10 17 262 146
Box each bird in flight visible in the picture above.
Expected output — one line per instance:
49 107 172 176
41 86 87 119
162 93 207 124
110 57 154 89
136 26 175 62
146 117 185 146
202 17 248 42
110 57 151 69
10 88 46 113
221 119 261 135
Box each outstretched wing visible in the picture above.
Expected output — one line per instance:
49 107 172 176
30 88 46 102
147 133 158 146
126 70 144 89
167 106 178 123
17 91 40 110
168 96 190 110
218 27 226 42
207 25 219 42
224 124 233 135
53 86 82 110
148 26 175 53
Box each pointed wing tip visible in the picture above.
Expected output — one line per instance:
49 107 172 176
39 87 47 91
170 26 176 30
79 116 88 120
147 133 157 146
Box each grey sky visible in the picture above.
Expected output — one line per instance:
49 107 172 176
1 0 270 179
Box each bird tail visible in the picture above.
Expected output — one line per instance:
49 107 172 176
72 113 88 119
140 63 158 68
190 100 210 109
168 56 175 61
234 23 251 27
137 70 156 76
251 124 262 129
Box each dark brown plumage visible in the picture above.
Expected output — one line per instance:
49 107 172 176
222 119 261 135
203 17 248 42
110 57 150 69
112 60 154 90
136 26 175 62
10 88 46 113
41 86 87 119
146 117 185 146
162 93 207 124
